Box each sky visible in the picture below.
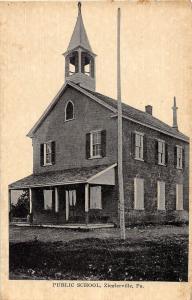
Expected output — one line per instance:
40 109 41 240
1 1 192 203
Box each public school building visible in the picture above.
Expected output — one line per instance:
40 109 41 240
9 3 189 227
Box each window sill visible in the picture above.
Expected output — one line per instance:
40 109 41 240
43 163 53 167
89 156 102 160
64 117 75 122
176 167 183 170
134 157 144 162
158 163 166 167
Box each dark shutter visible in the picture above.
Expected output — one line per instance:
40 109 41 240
165 143 168 166
131 132 135 158
182 147 185 169
86 133 91 159
143 135 147 162
52 190 55 212
155 140 158 164
174 146 177 168
51 141 56 165
40 144 44 166
101 130 106 157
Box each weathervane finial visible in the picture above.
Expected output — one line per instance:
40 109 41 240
78 2 81 14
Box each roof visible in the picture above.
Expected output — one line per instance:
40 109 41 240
9 164 116 189
83 88 189 142
65 2 93 55
27 81 189 142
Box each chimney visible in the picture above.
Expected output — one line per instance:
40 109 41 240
172 96 178 131
145 105 152 115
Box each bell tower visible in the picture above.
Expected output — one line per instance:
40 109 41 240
63 2 96 91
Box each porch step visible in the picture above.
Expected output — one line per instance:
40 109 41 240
10 223 115 229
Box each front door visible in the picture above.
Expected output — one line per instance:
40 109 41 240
65 190 77 222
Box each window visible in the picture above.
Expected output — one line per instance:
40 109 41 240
67 51 78 76
158 139 165 165
135 132 144 160
86 130 106 159
176 184 183 210
65 101 74 121
91 131 102 158
40 141 55 166
157 181 165 210
176 145 183 169
66 190 76 207
90 186 102 209
43 190 53 210
134 178 144 210
44 142 52 165
81 52 94 78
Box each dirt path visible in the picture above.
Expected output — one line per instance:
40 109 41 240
9 224 188 243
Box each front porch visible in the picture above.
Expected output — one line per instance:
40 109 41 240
9 164 118 226
10 223 115 229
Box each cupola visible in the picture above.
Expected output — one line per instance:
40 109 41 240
63 2 96 91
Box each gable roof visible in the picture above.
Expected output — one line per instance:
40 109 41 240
83 88 189 142
27 81 189 142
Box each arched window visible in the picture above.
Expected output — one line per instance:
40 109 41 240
65 101 74 121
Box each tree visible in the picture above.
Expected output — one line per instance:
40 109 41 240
11 190 29 218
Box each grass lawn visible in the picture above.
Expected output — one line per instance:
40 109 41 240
9 225 188 281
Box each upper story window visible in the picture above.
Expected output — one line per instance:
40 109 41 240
86 130 106 159
157 139 166 165
176 145 183 169
135 132 144 161
65 101 74 121
40 141 55 166
91 131 102 158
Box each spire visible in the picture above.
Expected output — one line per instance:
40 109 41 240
64 2 96 91
66 2 92 53
172 96 178 131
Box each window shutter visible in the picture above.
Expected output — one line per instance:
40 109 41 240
174 146 177 168
101 130 106 157
155 140 158 164
131 132 135 158
157 181 165 210
86 133 91 159
53 189 56 211
165 143 168 166
176 184 183 210
182 148 185 169
134 178 144 210
90 186 102 209
40 144 44 166
143 135 147 162
51 141 56 165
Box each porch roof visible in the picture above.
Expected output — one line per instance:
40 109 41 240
9 164 117 190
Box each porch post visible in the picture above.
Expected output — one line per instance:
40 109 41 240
55 187 59 213
9 189 12 222
29 188 33 224
85 183 89 224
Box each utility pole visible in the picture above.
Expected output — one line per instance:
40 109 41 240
117 8 126 240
